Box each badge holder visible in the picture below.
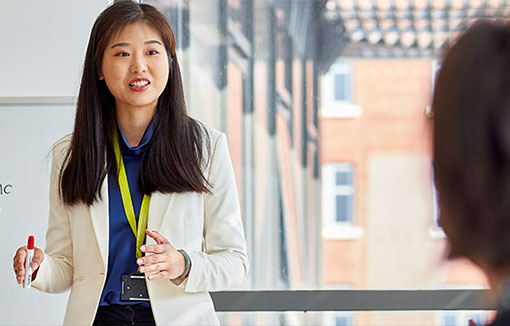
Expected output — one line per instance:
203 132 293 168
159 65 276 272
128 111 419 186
121 272 149 301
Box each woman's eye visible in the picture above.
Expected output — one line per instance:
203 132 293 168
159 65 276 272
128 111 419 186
148 50 159 55
116 52 129 57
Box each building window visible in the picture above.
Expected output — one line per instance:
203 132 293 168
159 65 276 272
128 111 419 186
334 168 354 223
334 314 352 326
322 163 363 239
321 60 361 118
322 312 353 326
330 61 352 103
440 311 486 326
334 72 351 102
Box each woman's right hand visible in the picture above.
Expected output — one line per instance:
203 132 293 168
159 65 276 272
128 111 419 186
12 246 44 285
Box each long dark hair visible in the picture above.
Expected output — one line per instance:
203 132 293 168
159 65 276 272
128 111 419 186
433 21 510 270
60 1 210 206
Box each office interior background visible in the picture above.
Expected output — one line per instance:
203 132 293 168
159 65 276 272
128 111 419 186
0 0 503 325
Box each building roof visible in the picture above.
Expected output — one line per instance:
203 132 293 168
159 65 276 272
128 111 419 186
326 0 510 57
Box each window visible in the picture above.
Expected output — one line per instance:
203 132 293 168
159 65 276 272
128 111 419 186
321 60 361 118
334 72 351 102
330 62 352 103
144 0 488 310
325 164 354 224
335 313 352 326
4 0 501 324
322 163 363 239
443 314 456 326
440 311 487 326
322 312 353 326
334 169 354 223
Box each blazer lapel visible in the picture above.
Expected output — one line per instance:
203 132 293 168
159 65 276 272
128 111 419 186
89 177 109 268
88 180 175 264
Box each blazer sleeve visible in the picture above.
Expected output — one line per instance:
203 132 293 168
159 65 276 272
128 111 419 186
31 138 74 293
183 133 249 292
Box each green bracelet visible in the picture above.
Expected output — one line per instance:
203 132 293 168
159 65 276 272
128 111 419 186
172 249 191 281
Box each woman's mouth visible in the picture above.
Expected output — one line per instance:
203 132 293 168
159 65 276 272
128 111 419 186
129 79 151 91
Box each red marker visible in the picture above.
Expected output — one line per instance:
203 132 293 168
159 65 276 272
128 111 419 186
23 236 35 288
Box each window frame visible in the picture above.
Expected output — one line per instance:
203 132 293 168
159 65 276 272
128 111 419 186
320 60 362 118
137 1 489 317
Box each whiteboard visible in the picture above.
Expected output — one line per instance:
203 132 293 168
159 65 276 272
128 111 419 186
0 105 75 325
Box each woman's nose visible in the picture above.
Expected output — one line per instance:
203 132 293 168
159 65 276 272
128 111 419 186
130 54 147 74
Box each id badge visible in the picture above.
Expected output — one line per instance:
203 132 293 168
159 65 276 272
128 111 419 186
121 273 149 301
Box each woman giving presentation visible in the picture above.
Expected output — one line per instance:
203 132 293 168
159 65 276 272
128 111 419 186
12 1 249 325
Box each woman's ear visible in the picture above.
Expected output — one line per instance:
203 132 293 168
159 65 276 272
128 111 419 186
98 73 104 80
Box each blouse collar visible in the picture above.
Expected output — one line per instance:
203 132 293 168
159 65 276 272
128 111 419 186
116 116 155 157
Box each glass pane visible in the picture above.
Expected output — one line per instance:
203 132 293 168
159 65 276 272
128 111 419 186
334 74 350 101
443 315 456 326
336 170 352 186
442 311 488 326
335 314 352 326
216 311 493 326
143 0 493 292
336 195 352 223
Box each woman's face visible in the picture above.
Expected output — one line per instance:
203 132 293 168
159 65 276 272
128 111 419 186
100 21 170 113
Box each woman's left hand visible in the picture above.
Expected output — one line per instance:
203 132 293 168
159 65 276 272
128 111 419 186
137 230 188 283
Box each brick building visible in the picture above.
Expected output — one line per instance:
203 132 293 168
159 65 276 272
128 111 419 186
320 58 488 325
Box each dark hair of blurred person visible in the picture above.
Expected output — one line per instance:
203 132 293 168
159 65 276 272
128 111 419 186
433 21 510 326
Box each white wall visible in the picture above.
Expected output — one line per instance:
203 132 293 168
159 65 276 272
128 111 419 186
0 0 110 97
0 0 110 324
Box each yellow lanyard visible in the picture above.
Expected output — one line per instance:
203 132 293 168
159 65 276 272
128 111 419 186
113 132 151 259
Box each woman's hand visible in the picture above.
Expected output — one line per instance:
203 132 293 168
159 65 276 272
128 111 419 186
137 230 189 284
12 246 44 285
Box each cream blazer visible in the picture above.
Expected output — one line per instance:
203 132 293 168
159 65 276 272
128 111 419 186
32 126 249 325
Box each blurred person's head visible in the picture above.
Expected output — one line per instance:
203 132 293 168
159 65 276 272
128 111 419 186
433 21 510 282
